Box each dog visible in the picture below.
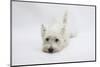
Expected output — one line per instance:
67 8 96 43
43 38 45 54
41 12 72 53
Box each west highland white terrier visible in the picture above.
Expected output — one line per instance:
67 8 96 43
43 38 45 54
41 12 72 53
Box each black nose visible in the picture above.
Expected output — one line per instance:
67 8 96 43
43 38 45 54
48 48 54 53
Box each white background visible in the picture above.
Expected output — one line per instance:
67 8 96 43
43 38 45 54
0 0 99 67
12 1 95 66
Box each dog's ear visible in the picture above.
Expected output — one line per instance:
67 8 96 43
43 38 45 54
41 24 46 37
63 11 67 24
61 11 67 34
61 27 66 35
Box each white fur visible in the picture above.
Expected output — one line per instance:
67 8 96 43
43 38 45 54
41 12 71 53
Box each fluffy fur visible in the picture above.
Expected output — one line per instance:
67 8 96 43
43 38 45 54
41 12 70 53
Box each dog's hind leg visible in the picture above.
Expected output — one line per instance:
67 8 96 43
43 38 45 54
70 32 77 38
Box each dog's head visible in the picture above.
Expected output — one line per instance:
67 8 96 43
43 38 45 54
41 12 68 53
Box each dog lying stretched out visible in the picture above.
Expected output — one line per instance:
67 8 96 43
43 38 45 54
41 12 74 53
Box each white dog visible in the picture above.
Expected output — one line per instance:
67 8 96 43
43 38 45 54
41 12 72 53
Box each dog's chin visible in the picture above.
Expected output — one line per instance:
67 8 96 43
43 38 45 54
42 48 61 54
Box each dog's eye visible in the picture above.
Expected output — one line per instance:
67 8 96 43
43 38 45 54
46 38 49 41
55 38 59 42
